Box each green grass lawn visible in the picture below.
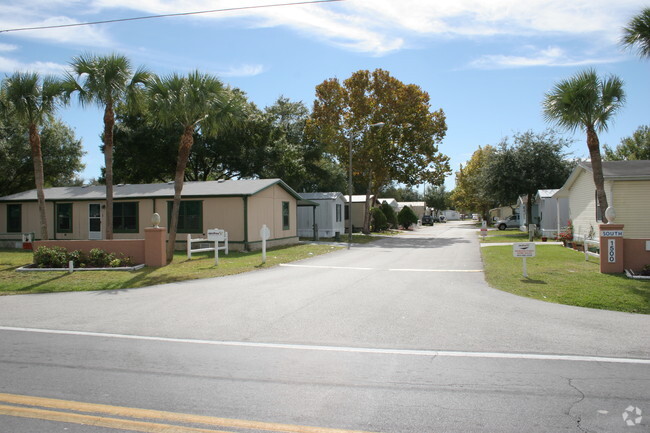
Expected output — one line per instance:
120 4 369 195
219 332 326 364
481 244 650 314
480 231 533 243
0 244 341 296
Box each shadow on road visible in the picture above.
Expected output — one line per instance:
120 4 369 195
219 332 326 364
356 236 472 249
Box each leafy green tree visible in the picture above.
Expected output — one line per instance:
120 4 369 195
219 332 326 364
621 7 650 59
543 69 625 223
65 53 150 239
308 69 449 234
1 72 66 239
0 115 83 196
482 130 574 239
450 146 496 219
146 71 244 262
380 201 398 229
370 207 388 232
397 205 418 229
604 125 650 160
380 185 422 202
424 185 450 216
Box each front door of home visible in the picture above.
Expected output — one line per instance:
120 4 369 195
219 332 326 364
89 203 102 240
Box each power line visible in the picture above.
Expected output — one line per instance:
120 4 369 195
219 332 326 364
0 0 344 34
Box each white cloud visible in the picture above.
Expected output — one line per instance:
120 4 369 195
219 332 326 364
218 64 265 77
0 56 68 75
0 43 17 52
469 46 621 69
0 2 112 47
2 0 644 56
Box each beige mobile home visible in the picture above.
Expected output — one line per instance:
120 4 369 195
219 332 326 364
553 161 650 239
0 179 300 251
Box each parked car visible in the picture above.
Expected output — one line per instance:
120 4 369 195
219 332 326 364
495 214 520 230
421 215 434 226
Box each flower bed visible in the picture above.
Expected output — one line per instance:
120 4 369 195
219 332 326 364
16 246 143 272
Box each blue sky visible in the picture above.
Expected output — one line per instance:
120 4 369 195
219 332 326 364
1 0 648 191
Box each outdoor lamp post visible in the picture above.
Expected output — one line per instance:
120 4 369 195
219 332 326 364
348 122 385 250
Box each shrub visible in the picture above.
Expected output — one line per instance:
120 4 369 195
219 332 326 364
398 205 419 229
88 248 111 267
32 246 134 268
34 246 69 268
380 202 398 228
68 250 86 267
370 207 388 232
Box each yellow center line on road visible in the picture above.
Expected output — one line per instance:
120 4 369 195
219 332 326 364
0 393 378 433
0 404 232 433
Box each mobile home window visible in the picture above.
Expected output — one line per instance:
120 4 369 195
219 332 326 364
7 204 21 233
282 201 290 230
56 203 73 233
167 201 202 233
114 202 139 233
336 204 342 222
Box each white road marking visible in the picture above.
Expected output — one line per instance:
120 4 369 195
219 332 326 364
279 264 483 272
1 326 648 365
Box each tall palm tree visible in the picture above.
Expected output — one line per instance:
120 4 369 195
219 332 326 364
543 69 625 223
65 53 150 239
2 72 65 240
146 71 244 263
621 7 650 59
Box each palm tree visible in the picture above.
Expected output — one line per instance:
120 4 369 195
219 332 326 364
65 53 150 239
543 69 625 223
146 71 244 263
2 72 65 240
621 7 650 59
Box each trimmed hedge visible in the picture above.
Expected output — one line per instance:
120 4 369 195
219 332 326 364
34 246 134 268
398 205 419 229
370 207 388 232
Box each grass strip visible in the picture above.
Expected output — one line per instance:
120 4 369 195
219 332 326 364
0 244 342 296
481 244 650 314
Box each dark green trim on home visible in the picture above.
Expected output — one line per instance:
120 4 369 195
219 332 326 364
244 236 300 245
254 180 303 201
6 204 21 233
56 203 73 234
243 196 249 250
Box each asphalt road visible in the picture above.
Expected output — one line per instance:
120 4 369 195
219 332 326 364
0 221 648 432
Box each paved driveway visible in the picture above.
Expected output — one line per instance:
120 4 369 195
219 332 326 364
0 221 648 358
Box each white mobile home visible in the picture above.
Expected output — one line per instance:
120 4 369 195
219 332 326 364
297 192 346 238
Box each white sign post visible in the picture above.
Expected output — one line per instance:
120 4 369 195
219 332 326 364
513 242 536 278
260 224 271 264
207 228 227 265
480 220 487 239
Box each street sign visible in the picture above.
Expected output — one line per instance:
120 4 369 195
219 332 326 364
600 230 623 237
260 224 270 264
207 228 226 242
260 225 271 240
513 242 536 257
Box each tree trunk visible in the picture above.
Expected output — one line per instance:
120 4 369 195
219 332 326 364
29 124 48 240
103 104 115 240
166 126 195 263
362 181 373 234
586 126 609 223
